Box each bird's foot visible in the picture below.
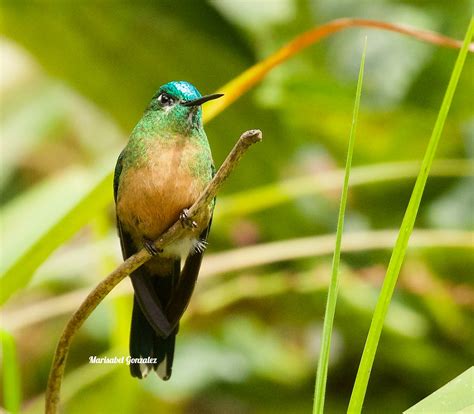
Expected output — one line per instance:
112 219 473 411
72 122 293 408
143 238 162 256
179 209 198 229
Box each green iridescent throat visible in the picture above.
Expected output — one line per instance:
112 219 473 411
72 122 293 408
122 105 212 182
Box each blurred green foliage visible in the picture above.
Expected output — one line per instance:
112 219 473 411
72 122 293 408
0 1 473 413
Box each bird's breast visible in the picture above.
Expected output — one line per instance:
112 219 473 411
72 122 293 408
116 138 212 249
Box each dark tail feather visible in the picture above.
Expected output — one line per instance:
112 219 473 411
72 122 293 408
154 331 176 380
129 297 177 380
129 297 156 379
129 261 180 380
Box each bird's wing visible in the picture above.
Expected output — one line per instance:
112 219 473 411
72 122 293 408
114 150 133 258
114 149 174 338
166 221 212 330
113 149 124 203
114 151 139 262
166 164 216 330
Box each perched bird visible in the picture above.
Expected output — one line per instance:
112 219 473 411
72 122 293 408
114 81 222 380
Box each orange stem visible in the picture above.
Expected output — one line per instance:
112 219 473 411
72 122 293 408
204 18 474 123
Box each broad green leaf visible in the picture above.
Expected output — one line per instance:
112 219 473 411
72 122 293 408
0 163 112 304
404 367 474 414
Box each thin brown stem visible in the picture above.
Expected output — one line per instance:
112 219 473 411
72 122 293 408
45 129 262 414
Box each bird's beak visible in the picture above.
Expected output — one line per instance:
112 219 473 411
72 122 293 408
182 93 224 107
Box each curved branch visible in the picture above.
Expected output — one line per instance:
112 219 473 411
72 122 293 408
205 18 474 122
45 129 263 414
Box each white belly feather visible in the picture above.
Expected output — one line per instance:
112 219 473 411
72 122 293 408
161 236 207 259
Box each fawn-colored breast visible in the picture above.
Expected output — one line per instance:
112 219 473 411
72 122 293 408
116 138 211 250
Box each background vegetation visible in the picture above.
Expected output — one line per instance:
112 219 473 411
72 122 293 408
1 1 472 413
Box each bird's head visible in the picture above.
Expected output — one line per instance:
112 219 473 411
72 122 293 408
147 81 223 131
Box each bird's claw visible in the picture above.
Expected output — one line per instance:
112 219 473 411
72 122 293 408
179 209 197 229
143 238 162 256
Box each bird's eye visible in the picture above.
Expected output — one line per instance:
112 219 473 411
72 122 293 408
157 93 174 106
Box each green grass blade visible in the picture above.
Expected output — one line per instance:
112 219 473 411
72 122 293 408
1 329 22 413
313 38 367 414
348 17 474 413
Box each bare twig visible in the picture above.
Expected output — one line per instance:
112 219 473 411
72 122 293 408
45 129 262 414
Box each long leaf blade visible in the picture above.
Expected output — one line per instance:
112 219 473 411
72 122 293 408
313 37 367 414
1 329 22 413
348 17 474 413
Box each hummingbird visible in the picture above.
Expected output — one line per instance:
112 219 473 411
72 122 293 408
113 81 223 380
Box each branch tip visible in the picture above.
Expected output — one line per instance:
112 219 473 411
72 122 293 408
241 129 263 144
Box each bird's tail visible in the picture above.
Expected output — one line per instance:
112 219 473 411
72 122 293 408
129 297 177 380
129 261 180 380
